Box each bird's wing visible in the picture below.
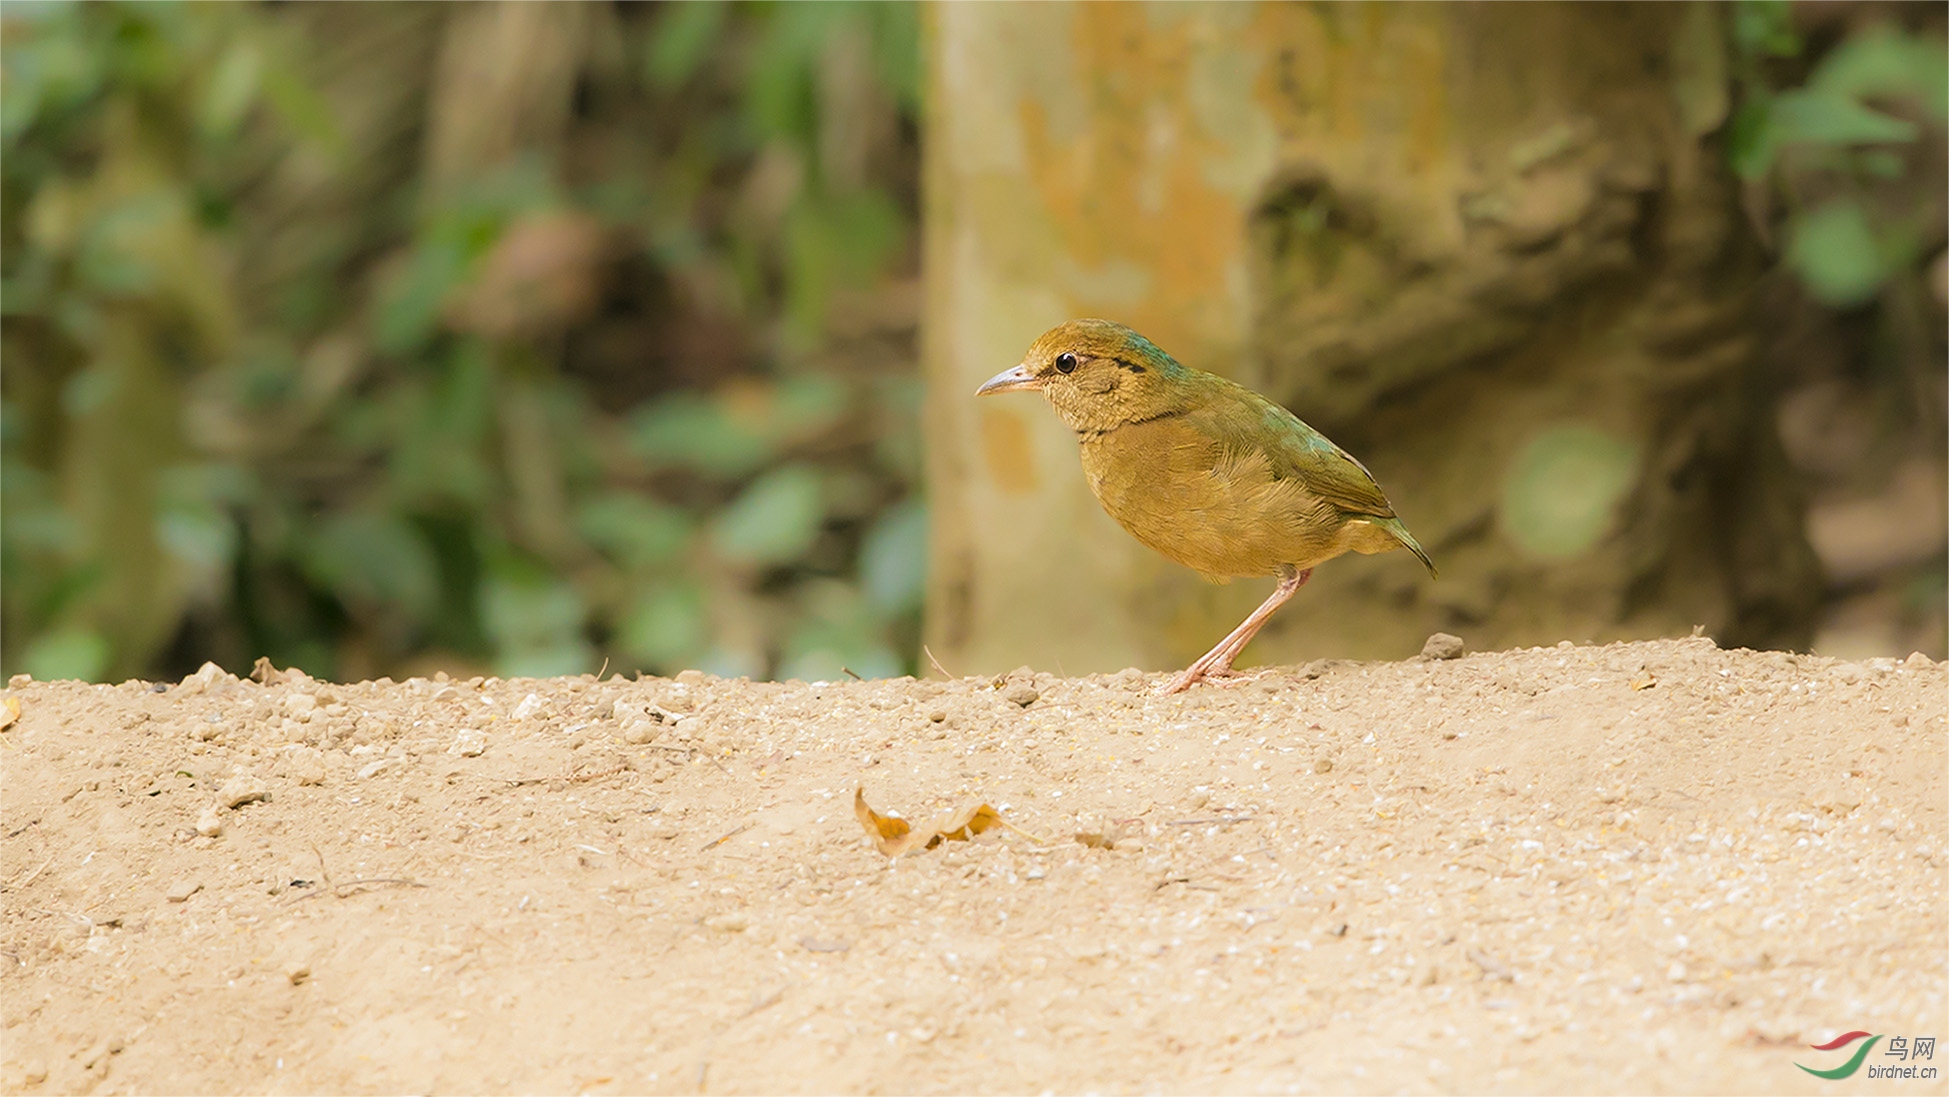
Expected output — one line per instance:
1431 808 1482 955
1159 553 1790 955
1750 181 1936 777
1189 381 1399 519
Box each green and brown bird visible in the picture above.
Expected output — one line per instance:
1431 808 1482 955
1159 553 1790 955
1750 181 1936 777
977 319 1436 694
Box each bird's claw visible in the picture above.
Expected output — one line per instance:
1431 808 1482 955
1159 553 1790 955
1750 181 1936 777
1154 664 1255 696
1154 673 1198 696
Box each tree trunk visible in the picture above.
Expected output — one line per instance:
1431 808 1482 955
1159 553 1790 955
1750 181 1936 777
922 1 1819 677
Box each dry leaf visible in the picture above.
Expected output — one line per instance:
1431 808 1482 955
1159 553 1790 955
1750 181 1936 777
854 786 915 849
853 786 1027 858
1629 669 1657 691
0 696 17 731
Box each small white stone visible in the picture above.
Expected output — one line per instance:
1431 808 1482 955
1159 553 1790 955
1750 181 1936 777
286 747 327 787
218 774 269 809
195 805 223 838
511 693 545 721
449 729 486 757
284 693 318 717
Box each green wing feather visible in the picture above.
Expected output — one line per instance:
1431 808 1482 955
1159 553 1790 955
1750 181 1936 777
1188 375 1438 577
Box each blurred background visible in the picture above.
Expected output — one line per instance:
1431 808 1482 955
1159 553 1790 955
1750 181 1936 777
1 1 1942 686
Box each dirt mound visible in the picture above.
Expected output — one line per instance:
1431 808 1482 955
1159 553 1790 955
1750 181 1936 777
2 638 1943 1094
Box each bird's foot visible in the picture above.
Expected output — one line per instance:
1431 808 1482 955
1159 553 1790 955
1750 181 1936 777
1155 670 1200 696
1204 667 1270 688
1155 663 1254 695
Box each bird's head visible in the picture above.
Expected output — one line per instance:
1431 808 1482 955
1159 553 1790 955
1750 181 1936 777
975 319 1190 432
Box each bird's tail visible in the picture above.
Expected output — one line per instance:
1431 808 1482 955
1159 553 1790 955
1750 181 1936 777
1377 517 1438 579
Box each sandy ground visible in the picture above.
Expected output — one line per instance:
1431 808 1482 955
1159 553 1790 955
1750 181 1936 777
1 636 1944 1095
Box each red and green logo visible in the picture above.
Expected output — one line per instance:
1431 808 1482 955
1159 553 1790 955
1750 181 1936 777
1798 1031 1881 1079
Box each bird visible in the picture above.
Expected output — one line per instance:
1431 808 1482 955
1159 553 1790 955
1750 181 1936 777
976 318 1436 694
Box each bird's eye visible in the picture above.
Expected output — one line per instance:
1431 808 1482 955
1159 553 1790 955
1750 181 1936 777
1055 352 1078 374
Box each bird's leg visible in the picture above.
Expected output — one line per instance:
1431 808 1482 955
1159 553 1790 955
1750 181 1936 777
1195 567 1313 679
1159 567 1312 695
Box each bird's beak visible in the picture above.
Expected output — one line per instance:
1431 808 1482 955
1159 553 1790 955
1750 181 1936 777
975 363 1040 396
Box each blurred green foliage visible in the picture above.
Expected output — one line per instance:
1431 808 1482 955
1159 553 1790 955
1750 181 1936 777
1501 425 1640 562
2 1 927 683
1729 3 1946 307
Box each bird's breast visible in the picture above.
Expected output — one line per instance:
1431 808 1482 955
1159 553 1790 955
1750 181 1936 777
1079 418 1347 579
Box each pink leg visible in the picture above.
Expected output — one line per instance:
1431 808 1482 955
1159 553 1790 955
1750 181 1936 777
1159 567 1312 695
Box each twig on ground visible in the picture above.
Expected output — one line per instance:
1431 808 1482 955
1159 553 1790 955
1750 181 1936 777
700 823 751 852
740 987 784 1019
4 854 54 892
283 877 428 905
284 842 426 903
923 644 955 680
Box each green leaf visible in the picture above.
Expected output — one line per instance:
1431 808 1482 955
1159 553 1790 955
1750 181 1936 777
1731 88 1919 180
482 569 583 645
155 465 248 576
628 391 773 479
1501 425 1640 561
22 625 109 682
257 49 346 157
1810 24 1948 124
711 463 825 568
0 461 77 556
1726 99 1773 181
627 378 846 479
1731 0 1799 61
1 11 106 145
157 507 234 574
645 0 728 91
769 374 850 439
746 3 829 142
390 343 496 506
617 582 706 667
73 190 182 296
303 511 439 620
373 242 469 355
858 496 926 617
1787 200 1888 307
576 494 694 570
781 189 904 339
866 2 921 110
1766 88 1917 146
480 566 590 677
1856 149 1907 179
197 41 261 140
